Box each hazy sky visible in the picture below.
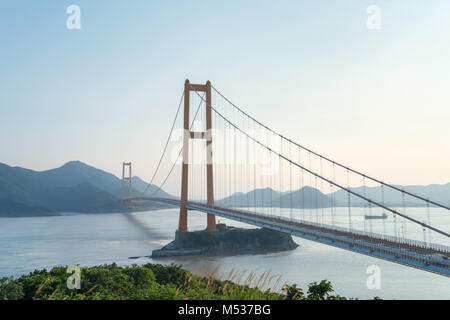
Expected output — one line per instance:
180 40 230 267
1 0 449 194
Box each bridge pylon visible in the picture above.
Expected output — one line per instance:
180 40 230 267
179 79 216 232
121 162 132 203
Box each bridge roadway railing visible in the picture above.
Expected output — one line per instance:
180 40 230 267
185 202 450 270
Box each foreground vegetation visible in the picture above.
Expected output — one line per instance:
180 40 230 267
0 263 355 300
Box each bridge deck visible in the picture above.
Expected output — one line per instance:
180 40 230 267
133 197 450 277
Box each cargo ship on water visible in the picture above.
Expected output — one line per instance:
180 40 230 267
364 213 388 220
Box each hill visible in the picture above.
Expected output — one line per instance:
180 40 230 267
0 163 48 204
216 183 449 209
0 161 174 216
131 176 172 198
35 161 172 199
0 199 59 217
31 182 119 213
1 160 447 216
216 186 334 208
37 161 123 197
331 183 450 207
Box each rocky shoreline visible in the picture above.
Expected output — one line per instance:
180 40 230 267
152 226 298 258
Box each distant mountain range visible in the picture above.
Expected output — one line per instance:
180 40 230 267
332 183 450 208
216 187 333 208
216 183 450 209
0 161 173 217
1 160 448 217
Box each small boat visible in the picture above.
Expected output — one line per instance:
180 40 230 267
364 213 388 220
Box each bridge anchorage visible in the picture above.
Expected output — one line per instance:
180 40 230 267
132 79 450 277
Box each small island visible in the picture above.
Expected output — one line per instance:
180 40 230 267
152 224 298 258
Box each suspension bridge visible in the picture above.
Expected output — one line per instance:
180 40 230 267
129 80 450 277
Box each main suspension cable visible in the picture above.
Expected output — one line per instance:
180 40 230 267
145 92 205 198
140 90 184 197
192 89 450 239
211 85 449 211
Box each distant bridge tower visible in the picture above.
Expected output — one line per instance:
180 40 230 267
121 162 132 202
179 80 216 232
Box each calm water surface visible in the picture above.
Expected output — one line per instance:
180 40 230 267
0 208 449 300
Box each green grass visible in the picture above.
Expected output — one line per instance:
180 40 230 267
0 263 359 300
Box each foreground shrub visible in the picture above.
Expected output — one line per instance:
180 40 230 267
0 263 358 300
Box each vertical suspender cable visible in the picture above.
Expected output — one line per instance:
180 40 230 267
320 157 324 225
289 143 293 221
347 170 353 232
402 192 407 241
381 184 386 236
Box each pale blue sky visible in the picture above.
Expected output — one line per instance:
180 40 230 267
1 1 449 193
